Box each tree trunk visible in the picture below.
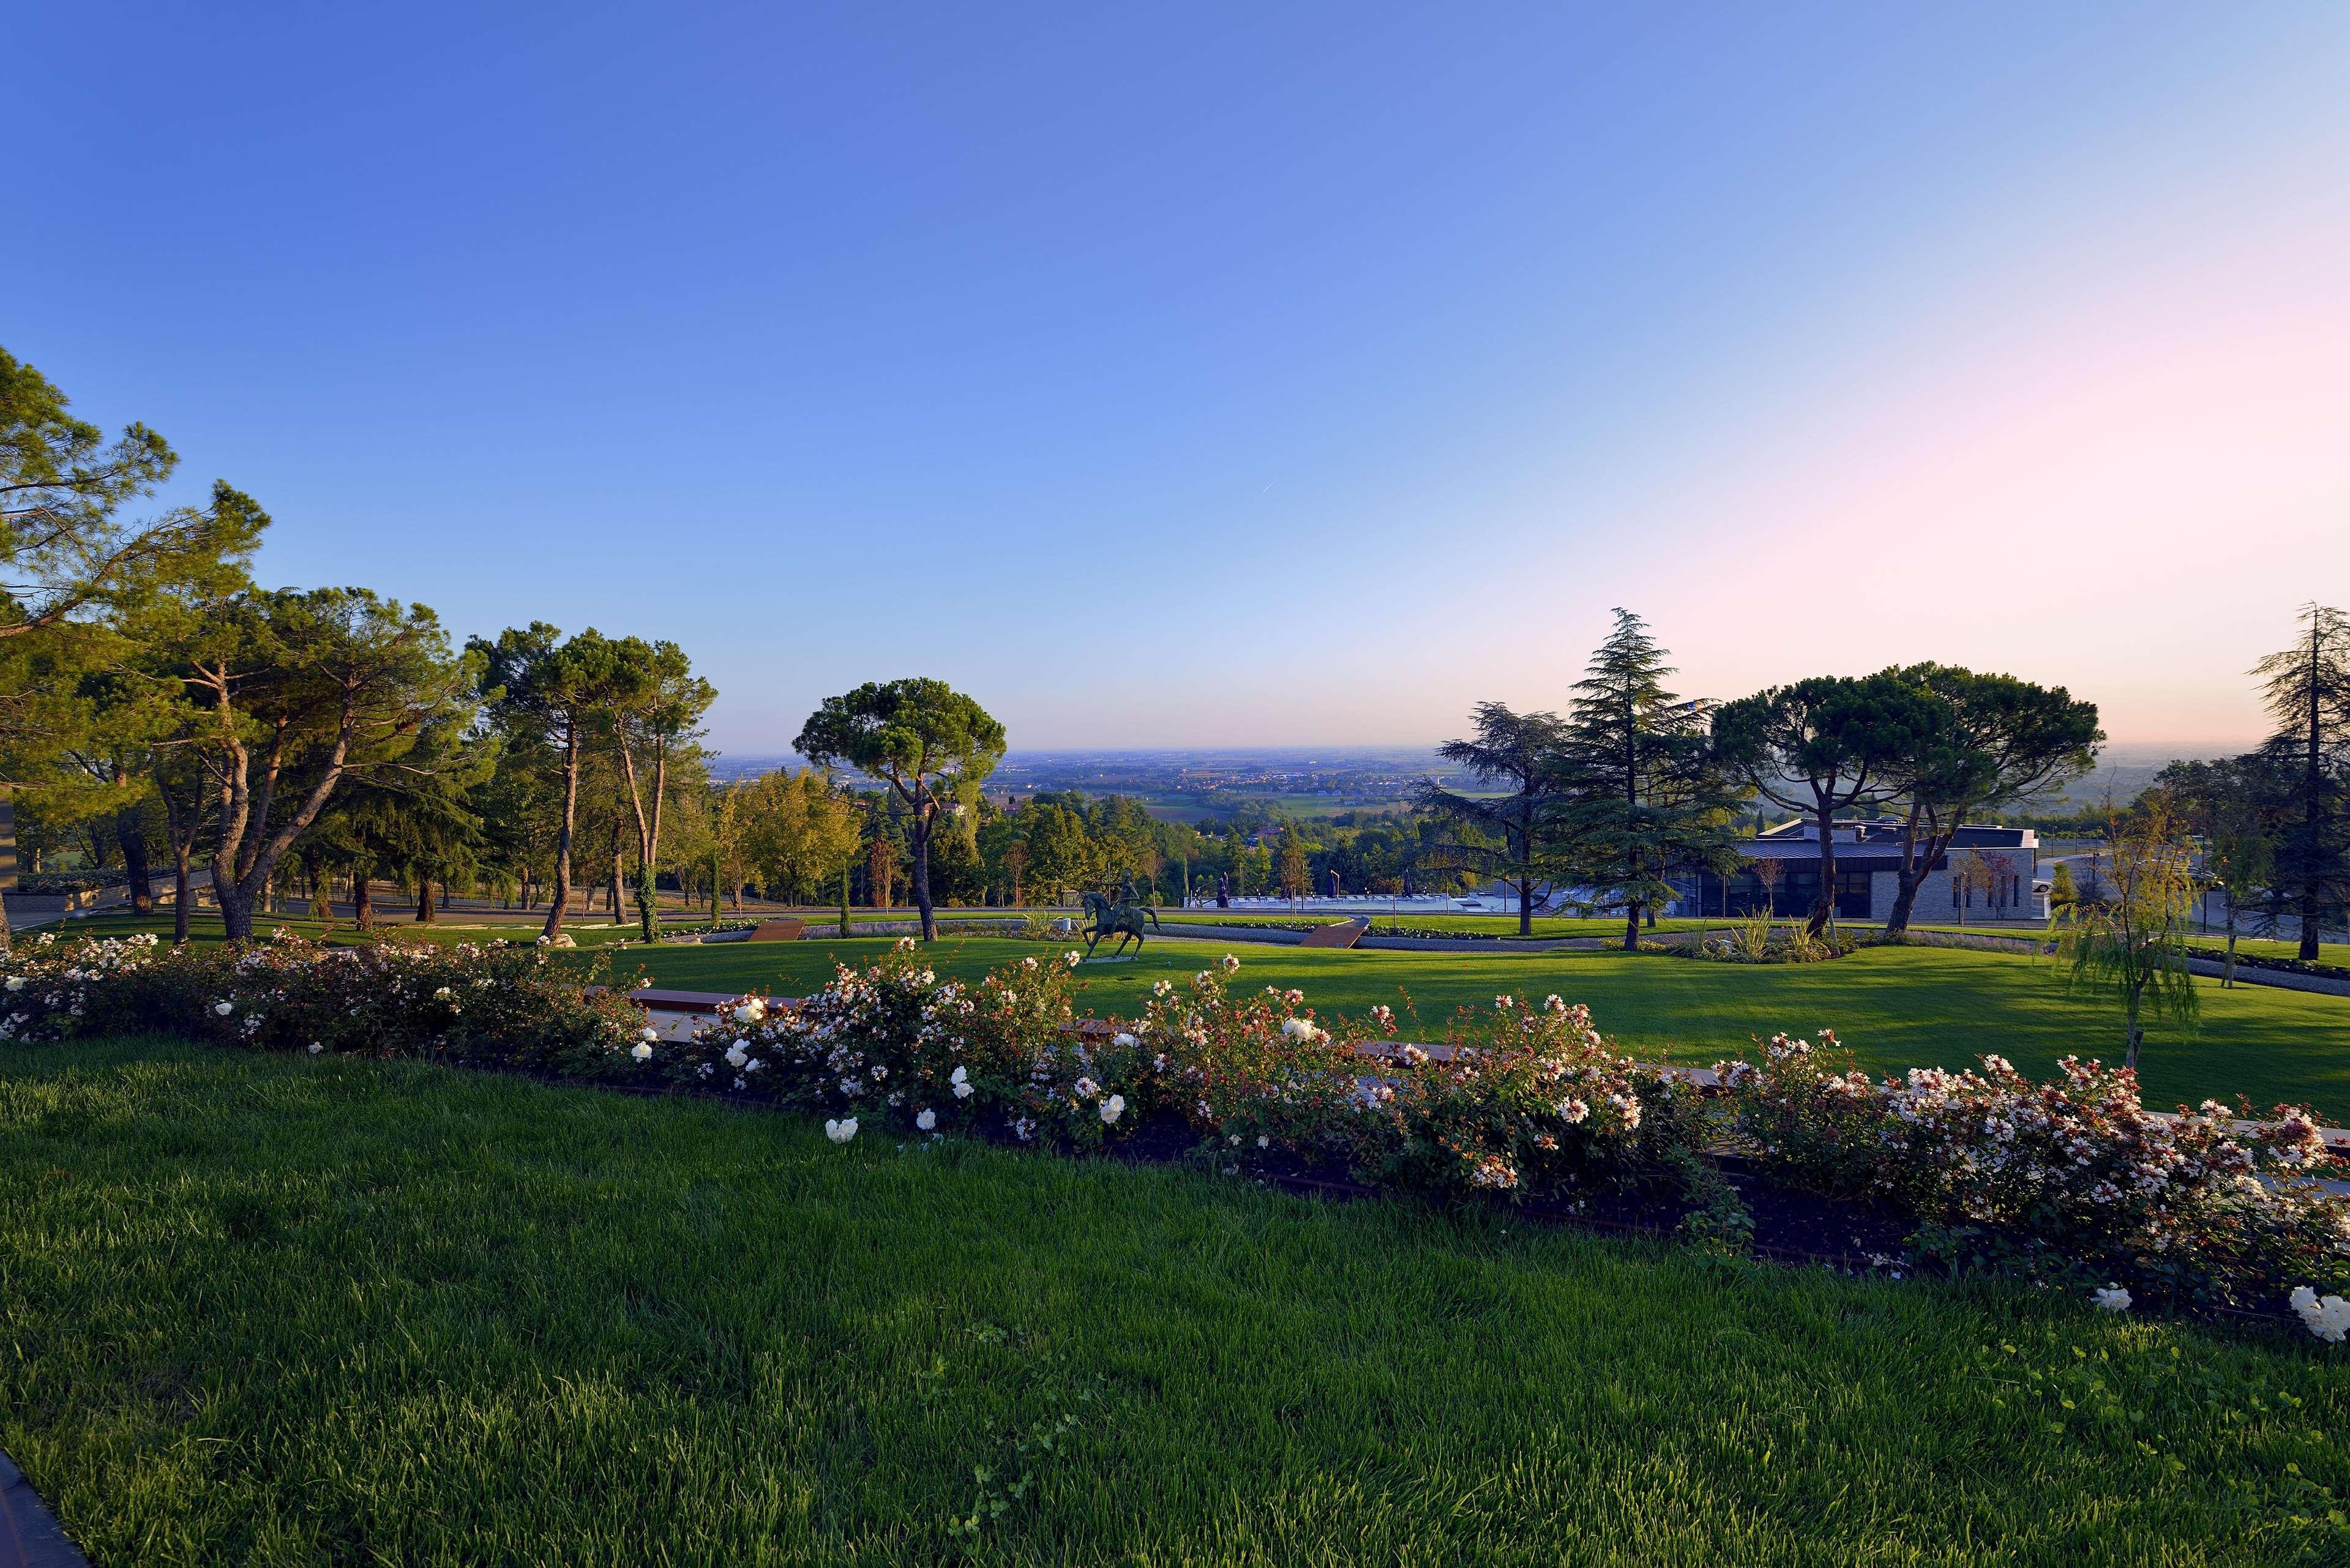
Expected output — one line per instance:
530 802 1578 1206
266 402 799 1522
172 842 192 946
353 873 374 931
2124 980 2146 1071
543 721 581 941
913 815 937 941
1807 799 1838 939
116 808 155 915
414 876 435 923
609 844 625 924
1885 872 1922 938
2223 898 2240 988
1622 903 1639 953
2303 616 2325 961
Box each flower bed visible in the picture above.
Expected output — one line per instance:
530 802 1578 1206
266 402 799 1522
1713 1032 2350 1315
7 930 2349 1337
0 929 647 1073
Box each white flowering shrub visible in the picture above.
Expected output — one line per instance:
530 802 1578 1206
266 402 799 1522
1129 968 1363 1158
1714 1033 2350 1308
660 940 1169 1150
1344 997 1701 1201
0 931 649 1070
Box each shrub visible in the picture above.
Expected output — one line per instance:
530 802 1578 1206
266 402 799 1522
11 930 2348 1321
1713 1032 2350 1309
0 928 647 1072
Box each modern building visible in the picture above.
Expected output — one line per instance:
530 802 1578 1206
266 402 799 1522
1671 817 2043 924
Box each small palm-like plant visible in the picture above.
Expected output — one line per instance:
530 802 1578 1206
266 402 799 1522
2049 799 2199 1069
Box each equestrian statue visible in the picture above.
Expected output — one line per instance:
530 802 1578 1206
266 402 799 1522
1080 886 1161 958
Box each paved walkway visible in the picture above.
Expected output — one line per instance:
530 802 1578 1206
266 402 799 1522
1 1448 87 1568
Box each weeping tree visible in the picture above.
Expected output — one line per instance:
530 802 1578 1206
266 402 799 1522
1418 701 1570 936
2051 797 2200 1070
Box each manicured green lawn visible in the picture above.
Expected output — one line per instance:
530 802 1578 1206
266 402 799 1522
1157 910 1716 936
2187 937 2350 966
34 911 648 950
30 916 2350 1116
4 1040 2345 1565
607 935 2350 1119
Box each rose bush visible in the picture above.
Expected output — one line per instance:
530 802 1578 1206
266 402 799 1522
1713 1031 2350 1309
12 930 2350 1324
0 929 647 1071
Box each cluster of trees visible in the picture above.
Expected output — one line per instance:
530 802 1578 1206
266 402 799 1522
0 346 749 947
1420 610 2103 948
13 339 2327 968
2150 603 2350 963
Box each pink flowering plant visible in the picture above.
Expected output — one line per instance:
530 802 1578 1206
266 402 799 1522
1713 1032 2350 1307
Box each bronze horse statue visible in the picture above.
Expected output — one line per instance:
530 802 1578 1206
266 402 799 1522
1080 889 1160 957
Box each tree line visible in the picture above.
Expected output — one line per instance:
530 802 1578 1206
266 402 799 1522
1418 610 2105 947
7 345 2338 958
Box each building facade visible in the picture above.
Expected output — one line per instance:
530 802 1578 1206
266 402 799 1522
1671 818 2043 924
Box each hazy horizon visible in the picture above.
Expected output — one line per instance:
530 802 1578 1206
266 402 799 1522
15 4 2343 754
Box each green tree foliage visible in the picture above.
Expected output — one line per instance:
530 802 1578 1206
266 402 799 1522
1876 665 2101 938
1276 829 1311 900
797 679 1005 941
739 769 862 905
1712 674 1926 938
2051 798 2201 1070
2251 603 2350 960
2159 755 2280 987
1418 702 1570 936
610 641 715 939
182 589 474 940
471 625 657 940
0 347 219 654
1018 802 1093 905
1554 610 1741 951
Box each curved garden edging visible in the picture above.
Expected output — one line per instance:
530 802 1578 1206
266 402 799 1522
1 1446 89 1568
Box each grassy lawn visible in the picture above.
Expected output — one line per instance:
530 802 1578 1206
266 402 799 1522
1156 911 1716 936
28 916 2350 1117
28 911 650 951
5 1039 2346 1565
604 935 2350 1119
2185 937 2350 966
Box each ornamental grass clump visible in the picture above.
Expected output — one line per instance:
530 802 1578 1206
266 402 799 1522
1713 1032 2350 1309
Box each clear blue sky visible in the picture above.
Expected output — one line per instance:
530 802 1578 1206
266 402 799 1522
15 4 2348 752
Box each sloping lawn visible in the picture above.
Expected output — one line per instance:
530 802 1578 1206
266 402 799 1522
4 1040 2346 1565
607 936 2350 1119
